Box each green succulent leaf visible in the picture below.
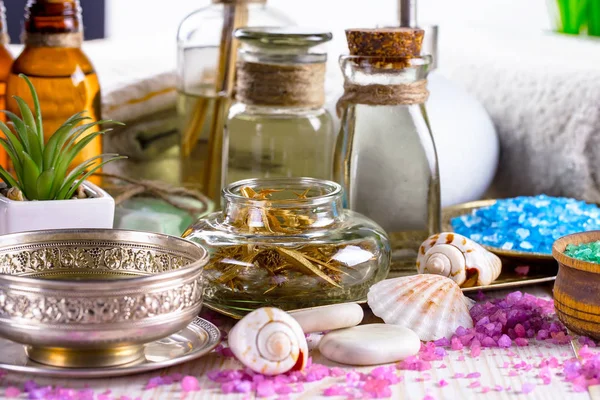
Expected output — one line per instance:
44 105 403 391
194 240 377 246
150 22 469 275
25 126 43 168
62 156 127 200
0 121 25 162
2 110 29 151
0 138 23 182
43 114 89 170
53 153 113 200
0 164 19 190
13 96 39 145
19 74 43 148
36 168 55 200
20 151 40 200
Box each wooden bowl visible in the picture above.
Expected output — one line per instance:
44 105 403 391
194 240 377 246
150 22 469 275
553 231 600 339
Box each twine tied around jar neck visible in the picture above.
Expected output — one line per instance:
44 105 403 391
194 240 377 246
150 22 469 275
236 61 326 108
336 80 429 117
22 31 83 48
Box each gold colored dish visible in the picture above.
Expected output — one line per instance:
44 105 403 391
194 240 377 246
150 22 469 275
442 199 554 262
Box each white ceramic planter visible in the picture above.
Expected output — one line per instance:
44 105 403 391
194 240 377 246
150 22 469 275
0 181 115 235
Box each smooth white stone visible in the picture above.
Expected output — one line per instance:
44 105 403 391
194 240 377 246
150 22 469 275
289 303 364 333
318 324 421 366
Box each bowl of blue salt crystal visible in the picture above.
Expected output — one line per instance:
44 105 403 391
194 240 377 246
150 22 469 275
442 195 600 262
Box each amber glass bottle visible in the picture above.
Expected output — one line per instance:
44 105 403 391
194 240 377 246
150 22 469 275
0 0 13 169
6 0 101 175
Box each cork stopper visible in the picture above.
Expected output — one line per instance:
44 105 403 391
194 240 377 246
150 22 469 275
345 28 424 57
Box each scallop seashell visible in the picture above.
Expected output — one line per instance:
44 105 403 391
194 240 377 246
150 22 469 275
416 232 502 287
367 274 474 341
228 307 308 375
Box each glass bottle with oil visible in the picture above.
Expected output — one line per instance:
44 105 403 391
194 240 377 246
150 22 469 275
334 28 441 271
176 0 293 198
0 0 13 169
223 27 335 186
6 0 101 179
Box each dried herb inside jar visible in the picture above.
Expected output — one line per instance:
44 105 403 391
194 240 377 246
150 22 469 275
205 186 377 293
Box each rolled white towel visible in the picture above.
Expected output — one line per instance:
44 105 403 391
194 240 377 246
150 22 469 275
438 27 600 202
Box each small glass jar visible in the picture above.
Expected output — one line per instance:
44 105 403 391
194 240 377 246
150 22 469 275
223 28 335 186
334 53 441 271
177 1 293 197
183 177 390 315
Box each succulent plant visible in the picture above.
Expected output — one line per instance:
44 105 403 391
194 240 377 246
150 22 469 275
0 74 125 201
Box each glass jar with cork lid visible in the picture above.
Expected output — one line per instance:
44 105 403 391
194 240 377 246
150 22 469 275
223 27 335 186
182 177 390 317
334 28 441 271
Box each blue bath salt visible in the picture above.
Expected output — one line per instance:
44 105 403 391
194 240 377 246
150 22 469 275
451 195 600 254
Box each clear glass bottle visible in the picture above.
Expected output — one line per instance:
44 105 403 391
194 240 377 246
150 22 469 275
183 177 390 316
334 30 441 272
176 0 293 198
224 27 335 187
6 0 101 180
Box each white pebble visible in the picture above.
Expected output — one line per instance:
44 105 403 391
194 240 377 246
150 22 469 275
289 303 364 334
318 324 420 366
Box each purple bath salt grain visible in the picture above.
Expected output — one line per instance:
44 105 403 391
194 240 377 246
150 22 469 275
451 195 600 254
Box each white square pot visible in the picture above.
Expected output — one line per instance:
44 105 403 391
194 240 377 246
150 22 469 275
0 181 115 235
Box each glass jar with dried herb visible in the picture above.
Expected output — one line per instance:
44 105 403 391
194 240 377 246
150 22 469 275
223 27 335 186
334 28 441 272
183 177 390 316
177 0 293 200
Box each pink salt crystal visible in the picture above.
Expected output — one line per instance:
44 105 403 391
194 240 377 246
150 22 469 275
324 385 346 396
466 372 481 379
470 340 481 357
256 381 276 397
467 381 480 388
521 383 535 394
515 266 529 276
434 338 451 347
493 385 503 392
514 324 526 338
453 373 465 379
514 338 528 347
5 387 20 398
457 355 465 361
508 371 519 377
451 337 463 351
498 334 511 348
481 386 490 393
181 376 200 392
438 379 449 387
439 364 447 369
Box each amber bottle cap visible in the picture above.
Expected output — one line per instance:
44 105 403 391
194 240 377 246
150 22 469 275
345 28 424 57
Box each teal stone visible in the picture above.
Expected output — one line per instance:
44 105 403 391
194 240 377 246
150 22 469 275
565 241 600 264
114 196 214 237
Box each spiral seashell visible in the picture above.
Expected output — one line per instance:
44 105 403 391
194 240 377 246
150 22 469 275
228 307 308 375
416 232 502 287
367 274 474 341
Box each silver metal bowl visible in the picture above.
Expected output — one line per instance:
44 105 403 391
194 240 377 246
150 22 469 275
0 229 208 368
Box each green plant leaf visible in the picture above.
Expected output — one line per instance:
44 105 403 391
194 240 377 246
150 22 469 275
62 122 115 153
0 138 23 181
36 168 55 200
62 156 127 200
13 96 39 149
0 121 25 162
42 115 88 170
2 111 29 151
25 125 43 169
0 164 19 190
20 151 40 200
19 74 43 149
53 153 114 199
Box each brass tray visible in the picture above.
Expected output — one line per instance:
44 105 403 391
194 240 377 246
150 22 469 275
442 199 553 262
